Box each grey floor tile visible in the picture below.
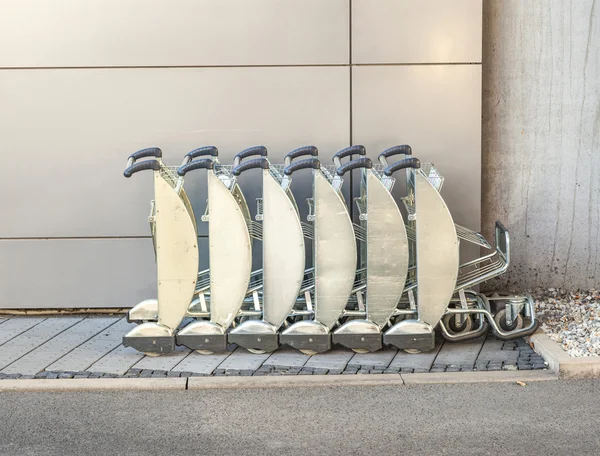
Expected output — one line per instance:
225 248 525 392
3 317 117 375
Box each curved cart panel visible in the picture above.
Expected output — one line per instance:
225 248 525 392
262 171 306 328
415 172 459 328
208 171 253 329
314 172 357 328
366 171 409 328
154 174 199 330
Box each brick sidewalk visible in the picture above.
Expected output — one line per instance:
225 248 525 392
0 316 547 379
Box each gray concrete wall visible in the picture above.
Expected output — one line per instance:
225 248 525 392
482 0 599 290
0 0 482 308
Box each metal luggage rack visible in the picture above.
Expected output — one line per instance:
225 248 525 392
455 222 510 290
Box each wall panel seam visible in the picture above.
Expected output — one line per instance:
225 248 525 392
0 62 482 71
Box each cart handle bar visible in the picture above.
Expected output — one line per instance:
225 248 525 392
336 157 372 176
127 147 163 161
125 147 162 173
333 145 366 168
233 157 269 176
178 158 215 176
181 146 218 166
124 159 161 178
284 158 321 175
378 145 412 165
284 146 318 166
384 157 421 176
233 146 268 167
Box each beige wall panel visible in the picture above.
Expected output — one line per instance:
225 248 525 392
0 0 349 67
0 67 350 237
352 0 482 64
0 238 156 308
352 65 482 233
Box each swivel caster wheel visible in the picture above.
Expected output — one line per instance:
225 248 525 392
247 348 267 355
441 314 474 340
196 349 214 355
299 349 318 356
403 348 422 354
143 352 161 357
494 309 523 332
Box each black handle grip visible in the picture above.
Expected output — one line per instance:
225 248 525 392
378 145 412 161
128 147 162 161
284 158 321 175
332 145 366 161
233 146 268 166
178 158 215 176
383 158 421 176
336 157 372 176
124 159 161 178
232 157 269 176
284 146 318 165
185 146 218 160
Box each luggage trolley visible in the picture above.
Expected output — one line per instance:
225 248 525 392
174 148 260 353
383 157 460 352
280 146 365 355
227 149 315 353
330 152 411 353
122 147 199 355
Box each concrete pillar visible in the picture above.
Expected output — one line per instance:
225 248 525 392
482 0 599 290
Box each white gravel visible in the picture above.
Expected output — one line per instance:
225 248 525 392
534 289 600 357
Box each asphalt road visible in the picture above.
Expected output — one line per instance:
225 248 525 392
0 380 598 455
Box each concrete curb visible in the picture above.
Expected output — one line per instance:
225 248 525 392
0 370 560 392
527 330 600 379
187 373 406 390
0 378 187 392
401 370 557 385
187 370 557 390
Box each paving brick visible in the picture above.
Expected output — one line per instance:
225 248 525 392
388 338 443 371
167 371 181 377
347 348 397 369
171 351 232 375
4 317 119 376
313 368 329 375
47 318 131 373
328 369 342 375
217 348 269 371
262 348 310 369
304 349 354 370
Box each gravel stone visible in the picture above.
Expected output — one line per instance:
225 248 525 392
535 288 600 357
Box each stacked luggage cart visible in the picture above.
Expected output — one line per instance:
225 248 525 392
122 145 538 356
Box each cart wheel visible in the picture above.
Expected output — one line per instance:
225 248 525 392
403 348 422 354
196 349 214 355
143 352 161 357
299 349 318 356
247 348 267 355
494 309 523 332
351 348 370 354
442 314 473 335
